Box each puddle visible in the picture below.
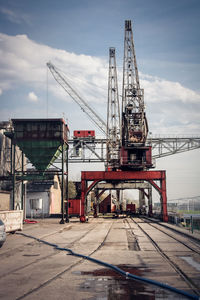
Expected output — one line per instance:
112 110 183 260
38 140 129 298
181 256 200 271
75 265 189 299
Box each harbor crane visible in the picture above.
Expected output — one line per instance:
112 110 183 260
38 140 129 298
47 23 200 167
120 20 152 170
46 20 200 221
47 21 152 171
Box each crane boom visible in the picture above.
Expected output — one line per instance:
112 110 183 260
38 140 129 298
47 62 107 135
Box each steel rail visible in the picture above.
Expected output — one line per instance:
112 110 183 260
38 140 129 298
142 217 200 255
0 219 98 278
129 217 200 296
12 219 199 300
15 221 114 300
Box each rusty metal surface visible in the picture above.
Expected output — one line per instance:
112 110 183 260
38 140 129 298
12 118 68 142
11 119 68 171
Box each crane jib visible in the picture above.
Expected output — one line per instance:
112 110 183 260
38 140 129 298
47 62 107 136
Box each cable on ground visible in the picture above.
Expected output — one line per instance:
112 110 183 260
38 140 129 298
17 232 199 300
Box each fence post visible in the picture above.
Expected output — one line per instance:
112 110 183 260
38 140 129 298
190 215 193 234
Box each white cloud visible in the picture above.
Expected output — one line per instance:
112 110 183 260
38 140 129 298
0 88 2 96
0 7 31 25
28 92 38 102
0 32 199 135
0 33 107 104
141 75 200 104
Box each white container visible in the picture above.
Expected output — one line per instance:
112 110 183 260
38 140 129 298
0 210 23 232
30 198 43 210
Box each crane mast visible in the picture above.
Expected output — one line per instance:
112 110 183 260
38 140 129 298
47 62 107 136
120 20 152 170
47 21 153 170
107 48 121 169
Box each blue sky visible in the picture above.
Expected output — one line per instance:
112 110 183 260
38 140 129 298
0 0 200 89
0 0 200 199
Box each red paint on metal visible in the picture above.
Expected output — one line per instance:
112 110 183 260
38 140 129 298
82 170 166 181
111 204 116 213
146 146 152 166
99 194 111 213
73 130 95 138
120 147 128 165
81 170 168 222
93 189 105 217
80 215 86 222
80 179 99 222
81 179 86 219
127 203 136 213
68 199 81 217
161 177 168 222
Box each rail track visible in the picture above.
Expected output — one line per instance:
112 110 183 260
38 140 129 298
127 217 200 296
0 220 109 277
3 220 114 300
0 218 96 257
142 217 200 255
1 217 200 299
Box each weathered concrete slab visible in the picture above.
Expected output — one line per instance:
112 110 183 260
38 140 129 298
0 217 199 299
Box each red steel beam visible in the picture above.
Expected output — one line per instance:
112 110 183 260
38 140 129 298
81 170 166 181
81 170 168 222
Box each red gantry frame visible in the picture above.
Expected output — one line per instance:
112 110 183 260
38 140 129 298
80 170 168 222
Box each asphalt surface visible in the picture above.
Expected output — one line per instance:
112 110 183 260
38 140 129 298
0 217 200 300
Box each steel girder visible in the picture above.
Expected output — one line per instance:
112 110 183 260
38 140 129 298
68 137 200 163
94 182 151 190
81 170 168 222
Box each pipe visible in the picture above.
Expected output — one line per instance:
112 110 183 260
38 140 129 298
17 232 199 300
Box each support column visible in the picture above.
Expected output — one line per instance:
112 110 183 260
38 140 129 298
93 189 98 217
80 178 86 222
148 186 153 217
12 143 16 210
139 189 146 213
96 190 100 215
60 143 65 224
65 144 69 223
161 172 168 222
116 190 120 212
21 151 24 211
148 176 168 222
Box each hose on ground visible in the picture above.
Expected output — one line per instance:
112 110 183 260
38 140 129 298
17 232 199 300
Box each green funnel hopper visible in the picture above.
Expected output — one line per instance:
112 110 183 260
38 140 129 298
12 119 68 172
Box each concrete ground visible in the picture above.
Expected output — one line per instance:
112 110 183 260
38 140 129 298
0 217 200 300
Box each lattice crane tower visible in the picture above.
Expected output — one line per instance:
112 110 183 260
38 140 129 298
120 20 152 170
107 48 121 169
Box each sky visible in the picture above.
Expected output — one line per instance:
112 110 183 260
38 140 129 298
0 0 200 201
